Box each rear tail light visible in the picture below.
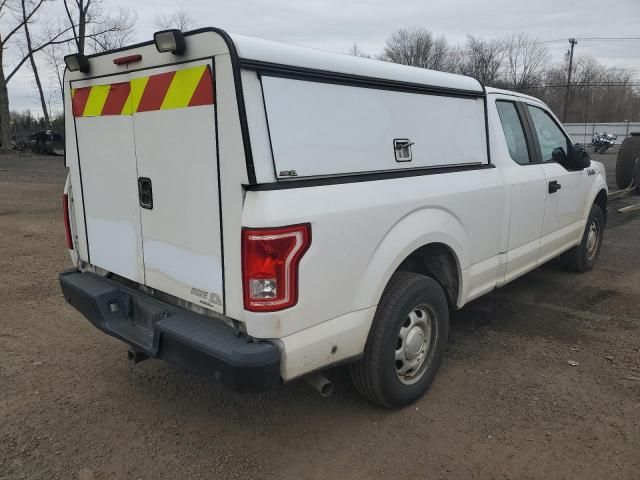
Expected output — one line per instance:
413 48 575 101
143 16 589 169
242 224 311 312
63 194 73 250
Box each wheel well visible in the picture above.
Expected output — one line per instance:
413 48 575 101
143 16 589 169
594 189 607 225
396 243 460 308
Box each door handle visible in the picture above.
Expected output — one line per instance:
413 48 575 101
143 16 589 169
548 180 562 194
138 177 153 209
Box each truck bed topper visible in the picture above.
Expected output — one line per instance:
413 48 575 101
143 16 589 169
85 28 484 94
79 27 488 185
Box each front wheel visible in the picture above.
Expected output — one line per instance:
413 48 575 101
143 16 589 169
561 204 605 272
349 272 449 409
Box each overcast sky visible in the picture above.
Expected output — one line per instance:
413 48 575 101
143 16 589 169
7 0 640 116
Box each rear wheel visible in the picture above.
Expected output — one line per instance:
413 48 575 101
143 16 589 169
349 272 449 409
615 136 640 189
561 204 605 273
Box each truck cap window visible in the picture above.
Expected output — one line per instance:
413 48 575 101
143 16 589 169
496 101 530 165
527 105 570 163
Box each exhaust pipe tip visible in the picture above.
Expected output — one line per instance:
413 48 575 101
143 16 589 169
304 372 334 397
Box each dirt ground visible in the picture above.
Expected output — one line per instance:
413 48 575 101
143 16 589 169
1 151 639 480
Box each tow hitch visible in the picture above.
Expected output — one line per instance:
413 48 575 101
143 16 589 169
127 348 149 365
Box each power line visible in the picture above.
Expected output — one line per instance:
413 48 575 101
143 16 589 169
535 39 572 45
535 36 640 45
522 83 640 89
538 66 640 76
575 37 640 41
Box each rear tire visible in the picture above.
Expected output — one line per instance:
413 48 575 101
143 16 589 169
616 136 640 189
349 272 449 409
561 204 605 273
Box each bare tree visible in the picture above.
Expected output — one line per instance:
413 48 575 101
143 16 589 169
346 43 371 59
154 7 198 31
0 0 136 150
0 0 74 151
530 56 640 122
20 0 50 126
89 8 136 52
437 45 464 74
458 35 505 86
0 0 41 150
43 28 65 97
382 27 449 70
62 0 136 55
504 33 550 89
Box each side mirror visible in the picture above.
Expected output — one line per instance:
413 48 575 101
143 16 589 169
570 143 591 169
552 147 567 164
556 143 590 170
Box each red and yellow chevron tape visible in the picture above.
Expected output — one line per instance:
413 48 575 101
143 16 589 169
72 64 214 117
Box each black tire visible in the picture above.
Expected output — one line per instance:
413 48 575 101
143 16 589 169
616 136 640 189
561 204 605 273
349 272 449 409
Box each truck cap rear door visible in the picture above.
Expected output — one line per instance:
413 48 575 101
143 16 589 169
71 59 224 313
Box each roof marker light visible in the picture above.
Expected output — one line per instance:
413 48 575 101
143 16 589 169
113 54 142 65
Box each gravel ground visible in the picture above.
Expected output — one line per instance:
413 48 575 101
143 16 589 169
1 151 639 480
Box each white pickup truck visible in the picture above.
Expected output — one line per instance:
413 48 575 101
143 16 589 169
59 28 608 408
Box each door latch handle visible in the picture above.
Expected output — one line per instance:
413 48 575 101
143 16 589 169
548 180 562 194
138 177 153 209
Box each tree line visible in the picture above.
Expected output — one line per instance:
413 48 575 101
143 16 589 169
1 0 140 150
351 28 640 124
3 13 639 151
1 1 197 151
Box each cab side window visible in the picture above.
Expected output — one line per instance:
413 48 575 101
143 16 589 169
526 105 570 162
496 101 530 165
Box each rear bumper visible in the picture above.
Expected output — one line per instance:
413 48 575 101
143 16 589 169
59 269 281 393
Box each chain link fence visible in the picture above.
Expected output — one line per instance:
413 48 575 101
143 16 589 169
564 122 640 145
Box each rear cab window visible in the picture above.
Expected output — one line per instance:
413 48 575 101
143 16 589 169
495 100 531 165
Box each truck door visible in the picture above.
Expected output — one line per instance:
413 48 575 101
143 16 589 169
130 61 224 313
494 99 547 283
72 74 144 284
524 104 588 262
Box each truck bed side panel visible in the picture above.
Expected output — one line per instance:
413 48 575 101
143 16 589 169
260 76 488 179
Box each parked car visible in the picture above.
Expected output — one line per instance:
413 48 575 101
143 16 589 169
59 28 608 408
31 130 65 155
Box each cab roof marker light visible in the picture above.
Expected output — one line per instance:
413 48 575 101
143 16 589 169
64 53 90 73
113 54 142 65
154 29 186 55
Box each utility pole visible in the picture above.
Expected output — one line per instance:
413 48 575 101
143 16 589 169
562 38 577 122
584 78 589 144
